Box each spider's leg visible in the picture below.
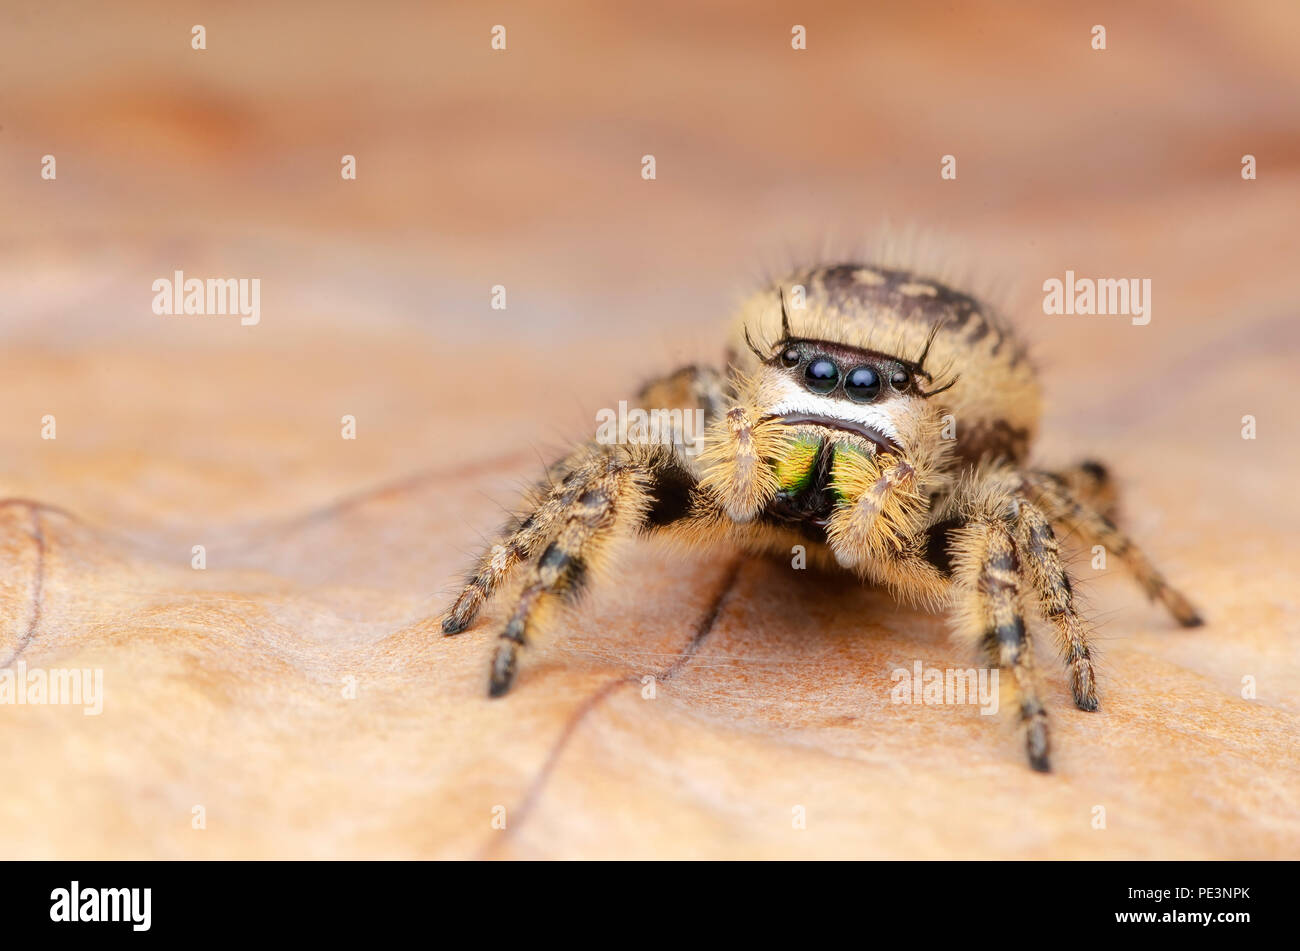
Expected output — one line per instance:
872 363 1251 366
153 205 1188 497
638 363 730 420
488 451 659 697
442 365 725 636
1013 498 1099 711
950 514 1052 772
441 449 605 635
1025 472 1203 627
1037 460 1117 520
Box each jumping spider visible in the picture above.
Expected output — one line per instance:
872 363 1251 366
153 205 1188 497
442 263 1202 772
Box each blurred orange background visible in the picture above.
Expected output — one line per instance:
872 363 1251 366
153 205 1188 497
0 1 1296 858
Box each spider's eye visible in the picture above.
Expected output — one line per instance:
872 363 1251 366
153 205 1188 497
780 348 801 368
804 358 838 394
845 366 881 402
890 369 911 392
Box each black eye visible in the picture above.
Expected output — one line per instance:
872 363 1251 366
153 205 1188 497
845 366 881 402
804 358 838 394
780 348 800 368
890 370 910 392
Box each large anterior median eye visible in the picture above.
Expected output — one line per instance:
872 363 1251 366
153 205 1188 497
804 357 838 393
845 366 881 402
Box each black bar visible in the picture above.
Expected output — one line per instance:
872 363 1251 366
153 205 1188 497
2 860 1283 938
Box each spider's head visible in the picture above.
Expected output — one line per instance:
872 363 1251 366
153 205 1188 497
726 263 1041 466
738 284 955 458
747 334 952 456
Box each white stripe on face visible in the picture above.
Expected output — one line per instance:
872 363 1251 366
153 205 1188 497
765 378 904 442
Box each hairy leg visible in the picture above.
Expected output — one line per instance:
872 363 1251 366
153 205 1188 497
442 448 609 635
1038 460 1117 520
442 364 725 635
853 477 1053 770
950 513 1052 772
636 363 730 421
1024 472 1203 627
488 454 654 696
1013 498 1099 711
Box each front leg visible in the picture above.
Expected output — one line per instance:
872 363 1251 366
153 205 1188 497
859 504 1054 771
488 451 653 696
1014 498 1099 711
442 449 609 635
442 364 726 637
483 441 720 696
949 514 1052 772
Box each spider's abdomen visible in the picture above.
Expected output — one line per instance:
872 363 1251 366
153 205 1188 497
728 263 1041 466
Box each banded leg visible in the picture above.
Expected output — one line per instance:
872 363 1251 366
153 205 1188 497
951 516 1051 772
442 449 608 635
1014 499 1099 711
444 363 724 636
1039 460 1117 520
489 455 654 697
1025 472 1203 627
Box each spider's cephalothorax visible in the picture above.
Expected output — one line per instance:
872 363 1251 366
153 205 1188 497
441 262 1202 772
